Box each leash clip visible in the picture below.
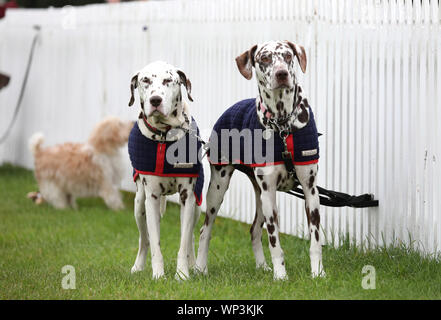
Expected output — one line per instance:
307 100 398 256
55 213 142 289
279 129 289 140
282 150 292 160
280 131 296 178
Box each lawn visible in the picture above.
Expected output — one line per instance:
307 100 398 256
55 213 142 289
0 164 440 300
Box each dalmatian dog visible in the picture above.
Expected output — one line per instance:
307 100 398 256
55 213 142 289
196 41 325 280
128 61 203 280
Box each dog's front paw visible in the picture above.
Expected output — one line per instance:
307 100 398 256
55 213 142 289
273 260 288 281
152 270 166 280
175 270 190 281
103 195 125 210
311 269 326 278
131 264 145 274
273 271 289 281
256 262 272 272
311 260 326 278
193 264 208 276
112 203 125 211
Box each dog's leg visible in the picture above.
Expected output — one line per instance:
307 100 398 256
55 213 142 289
195 164 234 274
39 181 69 209
256 167 287 280
131 179 149 273
188 205 201 269
295 164 325 278
144 183 165 279
99 182 124 210
248 176 270 271
176 180 196 280
67 194 78 210
159 195 167 217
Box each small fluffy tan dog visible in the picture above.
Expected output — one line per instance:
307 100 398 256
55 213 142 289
28 116 134 210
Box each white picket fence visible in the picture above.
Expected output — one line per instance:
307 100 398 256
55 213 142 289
1 0 440 254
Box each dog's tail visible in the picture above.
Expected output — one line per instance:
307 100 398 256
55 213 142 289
29 132 44 156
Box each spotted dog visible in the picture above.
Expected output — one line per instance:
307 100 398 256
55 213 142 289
128 61 203 280
196 41 325 280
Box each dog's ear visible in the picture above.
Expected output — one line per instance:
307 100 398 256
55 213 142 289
235 44 258 80
177 70 193 102
128 72 139 107
0 73 10 90
286 41 307 73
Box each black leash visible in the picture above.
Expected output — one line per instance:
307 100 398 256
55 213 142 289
276 127 378 208
0 25 41 144
264 96 379 208
286 185 378 208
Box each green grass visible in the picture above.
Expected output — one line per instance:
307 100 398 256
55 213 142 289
0 163 440 299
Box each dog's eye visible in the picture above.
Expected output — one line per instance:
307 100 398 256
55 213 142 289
141 77 152 85
260 54 272 64
162 78 173 85
284 52 293 62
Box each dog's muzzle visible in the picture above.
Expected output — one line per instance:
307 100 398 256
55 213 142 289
274 72 293 89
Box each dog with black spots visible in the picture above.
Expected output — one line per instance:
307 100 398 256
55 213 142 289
196 41 325 280
128 61 202 280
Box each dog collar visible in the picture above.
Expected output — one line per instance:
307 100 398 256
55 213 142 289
259 84 300 129
259 101 295 125
258 101 273 119
142 114 171 139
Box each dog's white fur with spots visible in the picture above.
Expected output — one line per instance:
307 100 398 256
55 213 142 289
128 61 200 280
196 41 325 280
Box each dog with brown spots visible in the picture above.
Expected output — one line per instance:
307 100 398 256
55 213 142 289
128 61 203 280
196 41 325 280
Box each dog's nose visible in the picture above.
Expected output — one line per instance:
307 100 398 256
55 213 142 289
150 96 162 107
275 70 289 82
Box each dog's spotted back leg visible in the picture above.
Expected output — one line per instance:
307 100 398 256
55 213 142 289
248 175 270 271
295 164 325 277
189 205 201 268
131 178 149 273
256 167 287 280
195 164 234 274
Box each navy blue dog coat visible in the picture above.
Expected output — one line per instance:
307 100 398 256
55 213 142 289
128 120 204 206
208 98 319 167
